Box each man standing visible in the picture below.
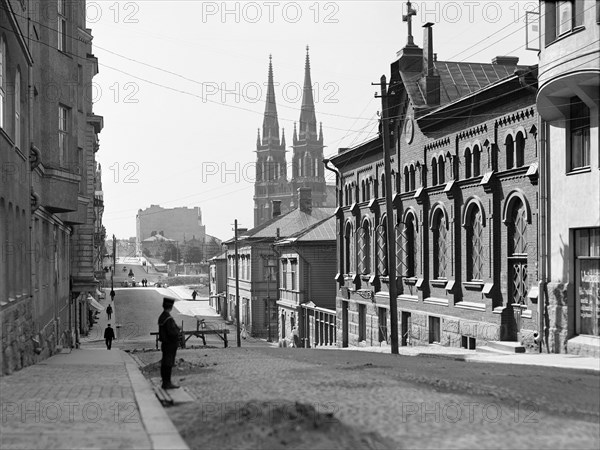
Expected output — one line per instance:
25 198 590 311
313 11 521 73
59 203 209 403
106 303 113 320
158 297 181 389
104 324 115 350
191 290 197 301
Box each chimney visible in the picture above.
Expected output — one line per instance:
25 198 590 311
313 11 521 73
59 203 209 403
298 187 312 214
421 23 440 106
272 200 282 218
492 56 519 66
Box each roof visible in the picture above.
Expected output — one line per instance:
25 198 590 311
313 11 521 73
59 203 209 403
143 234 174 242
402 60 527 109
275 215 336 245
226 207 335 243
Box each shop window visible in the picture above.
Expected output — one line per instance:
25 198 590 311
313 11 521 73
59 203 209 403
575 228 600 336
569 96 590 171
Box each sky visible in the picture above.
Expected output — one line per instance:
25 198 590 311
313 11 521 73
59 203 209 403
92 1 540 242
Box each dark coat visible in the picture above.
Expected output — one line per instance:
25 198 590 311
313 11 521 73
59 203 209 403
104 327 115 340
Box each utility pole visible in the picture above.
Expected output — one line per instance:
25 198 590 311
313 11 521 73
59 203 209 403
234 220 241 347
376 75 399 354
110 234 116 299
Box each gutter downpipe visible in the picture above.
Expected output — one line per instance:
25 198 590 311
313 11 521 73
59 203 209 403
538 113 549 353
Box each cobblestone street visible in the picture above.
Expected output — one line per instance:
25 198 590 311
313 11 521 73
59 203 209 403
136 347 600 449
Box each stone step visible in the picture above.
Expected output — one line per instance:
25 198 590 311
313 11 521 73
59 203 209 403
481 341 526 353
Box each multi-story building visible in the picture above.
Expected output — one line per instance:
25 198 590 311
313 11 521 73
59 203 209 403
274 215 337 347
253 49 335 227
330 22 540 351
226 188 334 337
208 251 227 318
537 0 600 357
1 0 103 374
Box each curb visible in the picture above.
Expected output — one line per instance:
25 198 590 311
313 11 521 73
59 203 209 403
122 351 189 450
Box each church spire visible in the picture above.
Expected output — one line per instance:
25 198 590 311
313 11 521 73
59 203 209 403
262 54 280 144
299 46 317 141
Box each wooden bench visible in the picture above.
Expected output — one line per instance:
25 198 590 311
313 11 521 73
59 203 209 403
151 318 230 349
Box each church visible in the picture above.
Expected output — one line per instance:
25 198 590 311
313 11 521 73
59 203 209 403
253 48 336 227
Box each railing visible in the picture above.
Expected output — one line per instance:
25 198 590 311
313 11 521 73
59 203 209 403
300 304 336 347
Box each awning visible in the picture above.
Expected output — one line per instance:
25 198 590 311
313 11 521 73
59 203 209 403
87 295 105 312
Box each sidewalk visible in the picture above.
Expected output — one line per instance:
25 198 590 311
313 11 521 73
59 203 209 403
332 343 600 372
0 348 188 450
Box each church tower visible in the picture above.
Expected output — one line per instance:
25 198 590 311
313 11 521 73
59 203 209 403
291 47 327 208
253 56 291 227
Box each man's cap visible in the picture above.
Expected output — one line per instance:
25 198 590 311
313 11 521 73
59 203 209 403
163 297 176 308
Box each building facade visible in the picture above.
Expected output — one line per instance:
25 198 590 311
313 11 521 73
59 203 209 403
331 22 540 351
1 0 103 374
537 0 600 356
253 49 334 227
275 216 337 347
209 252 227 318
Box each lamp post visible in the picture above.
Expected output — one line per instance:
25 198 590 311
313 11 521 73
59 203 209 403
109 234 116 301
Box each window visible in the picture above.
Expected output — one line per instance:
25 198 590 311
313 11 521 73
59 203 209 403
409 165 416 191
433 211 447 279
515 133 525 168
358 304 366 342
405 213 417 277
508 199 528 305
545 1 584 45
381 174 386 197
404 167 409 192
358 219 371 275
290 259 297 290
569 96 590 170
431 158 438 185
344 222 354 274
557 0 573 35
14 70 21 149
57 0 67 52
473 145 481 176
438 156 445 184
506 135 515 169
467 207 484 280
575 228 600 336
376 220 388 276
58 105 68 165
0 36 5 129
378 307 388 343
465 149 472 178
281 260 288 289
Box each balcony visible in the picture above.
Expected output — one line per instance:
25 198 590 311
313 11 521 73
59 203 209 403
61 197 91 225
41 167 80 213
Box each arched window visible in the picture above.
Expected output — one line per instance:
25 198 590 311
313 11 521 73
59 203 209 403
431 158 438 185
405 213 417 277
515 132 525 167
508 199 528 304
257 160 263 181
410 166 416 191
380 174 386 198
366 178 371 201
467 206 484 280
465 148 472 178
432 210 448 279
438 156 445 184
344 222 354 274
357 219 371 275
473 145 481 177
376 219 388 276
404 167 410 192
361 180 366 202
506 134 515 169
14 69 20 149
0 36 5 129
304 153 311 177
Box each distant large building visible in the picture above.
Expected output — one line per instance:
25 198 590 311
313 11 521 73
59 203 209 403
253 49 336 227
136 205 221 262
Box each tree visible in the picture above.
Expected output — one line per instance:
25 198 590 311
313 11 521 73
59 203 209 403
185 246 203 264
162 244 178 263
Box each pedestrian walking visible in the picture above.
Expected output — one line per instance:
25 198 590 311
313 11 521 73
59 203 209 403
109 289 115 302
191 289 198 301
158 297 181 390
106 303 113 320
292 326 300 348
241 322 247 340
104 324 115 350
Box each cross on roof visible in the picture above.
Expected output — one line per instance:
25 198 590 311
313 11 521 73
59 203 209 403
402 1 417 46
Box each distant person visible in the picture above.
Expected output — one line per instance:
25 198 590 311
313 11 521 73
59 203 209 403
106 303 113 320
128 269 134 278
191 290 198 301
109 289 115 302
104 324 115 350
158 297 181 390
292 326 300 348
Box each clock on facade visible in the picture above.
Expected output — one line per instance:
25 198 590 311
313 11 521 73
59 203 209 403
404 115 414 144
